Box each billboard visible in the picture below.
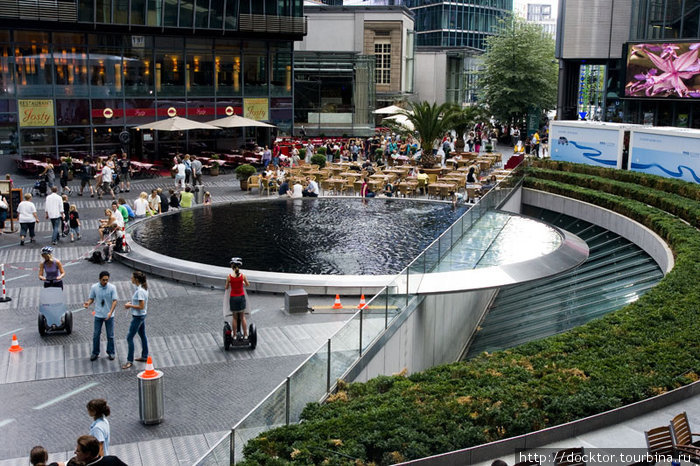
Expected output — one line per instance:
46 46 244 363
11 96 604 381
625 42 700 98
18 99 55 127
629 130 700 184
550 123 623 168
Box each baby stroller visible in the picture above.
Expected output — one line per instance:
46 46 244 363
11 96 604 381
32 177 48 197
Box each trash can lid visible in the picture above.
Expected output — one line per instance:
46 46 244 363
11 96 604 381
137 369 164 380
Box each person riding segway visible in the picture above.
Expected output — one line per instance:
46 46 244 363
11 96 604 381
38 246 72 335
223 257 257 350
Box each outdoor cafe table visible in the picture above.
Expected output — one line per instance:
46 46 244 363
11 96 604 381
339 172 361 179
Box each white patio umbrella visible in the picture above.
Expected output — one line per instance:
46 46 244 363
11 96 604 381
136 116 222 131
383 114 415 131
373 104 407 115
206 115 276 128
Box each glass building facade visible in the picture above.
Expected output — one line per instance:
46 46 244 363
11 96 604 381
0 0 305 161
403 0 513 50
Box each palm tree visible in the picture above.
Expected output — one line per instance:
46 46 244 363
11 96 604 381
399 101 459 168
451 104 488 153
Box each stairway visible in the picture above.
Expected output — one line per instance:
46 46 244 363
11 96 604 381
465 206 664 358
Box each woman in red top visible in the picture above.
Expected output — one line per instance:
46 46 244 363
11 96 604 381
225 257 250 339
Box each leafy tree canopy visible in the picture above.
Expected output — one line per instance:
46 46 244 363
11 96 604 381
478 15 558 125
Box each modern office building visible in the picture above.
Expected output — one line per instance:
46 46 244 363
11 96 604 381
0 0 306 170
514 0 557 37
556 0 700 128
295 3 414 135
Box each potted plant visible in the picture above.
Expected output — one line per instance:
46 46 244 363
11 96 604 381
310 154 326 169
236 163 257 190
210 154 220 176
64 156 74 181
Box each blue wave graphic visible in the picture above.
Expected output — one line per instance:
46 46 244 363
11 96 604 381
568 141 617 166
630 162 700 183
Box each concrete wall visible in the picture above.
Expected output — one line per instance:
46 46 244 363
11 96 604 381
557 0 631 59
351 288 496 383
413 51 447 104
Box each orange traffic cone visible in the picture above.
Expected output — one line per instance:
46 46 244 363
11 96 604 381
139 356 158 379
8 334 22 353
357 294 366 309
332 294 343 309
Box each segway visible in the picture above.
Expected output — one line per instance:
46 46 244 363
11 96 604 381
38 284 72 335
223 320 257 350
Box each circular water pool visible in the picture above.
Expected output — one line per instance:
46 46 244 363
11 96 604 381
132 198 467 275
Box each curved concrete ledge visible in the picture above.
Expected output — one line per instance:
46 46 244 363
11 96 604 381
118 194 589 296
403 379 700 465
522 188 675 274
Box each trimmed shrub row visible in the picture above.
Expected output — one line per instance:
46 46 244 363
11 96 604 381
532 159 700 202
241 166 700 466
527 166 700 228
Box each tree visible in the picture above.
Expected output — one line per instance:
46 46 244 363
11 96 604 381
478 15 558 126
399 101 458 168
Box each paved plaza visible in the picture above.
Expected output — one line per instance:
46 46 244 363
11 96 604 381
0 170 354 465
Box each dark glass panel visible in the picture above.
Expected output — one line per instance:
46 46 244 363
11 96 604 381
0 119 18 154
56 100 90 125
115 0 129 23
57 127 90 146
243 42 268 97
225 0 239 30
164 0 179 27
125 98 155 125
210 0 224 28
124 46 154 97
131 0 146 25
180 0 194 27
147 0 162 26
92 99 124 125
21 128 55 147
78 0 95 22
156 50 185 96
96 0 111 23
187 52 214 96
195 0 209 28
14 43 53 98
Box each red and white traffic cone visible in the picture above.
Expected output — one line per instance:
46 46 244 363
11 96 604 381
8 334 22 353
357 294 366 309
332 294 343 309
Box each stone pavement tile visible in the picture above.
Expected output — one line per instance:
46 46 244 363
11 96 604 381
205 431 229 448
65 342 91 360
148 335 168 352
64 357 94 378
36 360 66 380
188 332 217 348
36 345 64 363
0 352 8 385
148 351 174 368
171 434 211 465
93 355 121 374
169 349 201 366
137 438 178 465
166 334 193 351
110 442 143 466
226 347 254 360
194 346 227 364
5 348 37 383
0 457 23 466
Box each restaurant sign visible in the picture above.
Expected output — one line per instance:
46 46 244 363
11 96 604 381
244 98 269 121
19 100 55 127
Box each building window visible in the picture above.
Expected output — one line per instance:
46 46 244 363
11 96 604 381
374 41 391 85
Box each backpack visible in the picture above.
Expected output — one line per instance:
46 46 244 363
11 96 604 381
87 250 104 264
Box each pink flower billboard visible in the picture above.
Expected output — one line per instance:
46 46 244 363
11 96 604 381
625 42 700 98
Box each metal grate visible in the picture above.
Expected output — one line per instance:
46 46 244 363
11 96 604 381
0 0 20 17
1 0 77 21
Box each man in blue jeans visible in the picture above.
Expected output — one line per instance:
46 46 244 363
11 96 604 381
84 271 119 361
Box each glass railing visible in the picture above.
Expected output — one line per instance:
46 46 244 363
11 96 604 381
195 164 524 465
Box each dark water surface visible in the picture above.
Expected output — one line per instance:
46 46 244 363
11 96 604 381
133 198 467 275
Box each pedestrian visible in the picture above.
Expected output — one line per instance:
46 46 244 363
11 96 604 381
30 445 63 466
61 194 70 237
179 186 194 208
84 271 118 361
86 399 111 456
39 158 55 190
169 188 180 209
147 189 161 214
0 193 8 235
118 198 135 222
39 246 65 289
203 191 212 205
184 154 193 185
59 157 71 196
45 186 64 245
71 435 125 466
68 204 81 242
133 192 150 218
174 157 186 189
191 155 203 186
157 187 169 213
17 193 39 245
532 130 541 158
121 271 149 370
98 161 115 200
225 257 250 339
79 157 95 197
117 153 131 193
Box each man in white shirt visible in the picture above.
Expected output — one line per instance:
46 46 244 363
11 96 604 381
45 186 64 245
99 163 115 200
302 176 319 197
17 192 40 246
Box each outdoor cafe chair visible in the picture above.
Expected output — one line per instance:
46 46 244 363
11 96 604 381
670 411 700 459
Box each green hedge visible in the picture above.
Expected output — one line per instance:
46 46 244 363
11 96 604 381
532 159 700 202
311 154 327 169
241 166 700 466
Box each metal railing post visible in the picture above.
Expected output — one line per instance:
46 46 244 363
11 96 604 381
359 308 363 356
326 339 331 393
285 376 290 425
385 288 389 329
230 428 235 465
